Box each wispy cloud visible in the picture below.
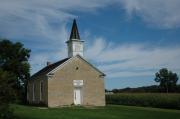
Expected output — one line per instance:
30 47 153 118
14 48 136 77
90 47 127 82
0 0 180 80
0 0 113 74
85 38 180 78
118 0 180 29
29 48 67 74
2 0 180 44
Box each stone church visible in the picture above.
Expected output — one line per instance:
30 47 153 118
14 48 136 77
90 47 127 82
27 20 106 107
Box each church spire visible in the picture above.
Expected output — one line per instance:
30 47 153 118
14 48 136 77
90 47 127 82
69 19 80 40
66 19 84 58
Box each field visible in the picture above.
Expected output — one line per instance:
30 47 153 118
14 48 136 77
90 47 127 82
106 93 180 109
14 104 180 119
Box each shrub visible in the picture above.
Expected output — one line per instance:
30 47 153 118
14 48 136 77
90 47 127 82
0 104 14 119
0 69 16 119
106 93 180 109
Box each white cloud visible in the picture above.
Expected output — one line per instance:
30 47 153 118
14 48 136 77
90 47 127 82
85 38 180 78
107 71 153 78
1 0 180 41
118 0 180 29
85 38 106 58
1 0 180 78
0 0 112 74
0 0 114 46
30 49 67 74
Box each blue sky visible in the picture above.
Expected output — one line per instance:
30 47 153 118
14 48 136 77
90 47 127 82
0 0 180 89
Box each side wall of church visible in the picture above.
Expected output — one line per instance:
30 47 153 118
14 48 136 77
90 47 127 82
27 75 48 106
47 57 105 107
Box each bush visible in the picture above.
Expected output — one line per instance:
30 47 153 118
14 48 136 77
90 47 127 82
0 69 16 119
106 93 180 109
0 104 14 119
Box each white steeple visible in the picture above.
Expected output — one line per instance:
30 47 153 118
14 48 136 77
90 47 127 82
66 19 84 57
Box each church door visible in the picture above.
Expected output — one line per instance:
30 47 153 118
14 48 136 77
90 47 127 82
74 87 82 105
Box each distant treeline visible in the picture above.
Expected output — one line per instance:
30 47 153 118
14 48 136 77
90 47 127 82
106 84 180 93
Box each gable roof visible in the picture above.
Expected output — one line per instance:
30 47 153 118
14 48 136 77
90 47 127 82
31 55 105 79
31 58 69 79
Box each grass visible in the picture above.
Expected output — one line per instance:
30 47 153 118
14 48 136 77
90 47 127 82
13 104 180 119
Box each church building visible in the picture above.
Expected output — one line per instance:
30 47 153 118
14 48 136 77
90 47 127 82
27 20 106 107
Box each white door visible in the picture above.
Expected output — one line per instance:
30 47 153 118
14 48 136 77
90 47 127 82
74 88 81 105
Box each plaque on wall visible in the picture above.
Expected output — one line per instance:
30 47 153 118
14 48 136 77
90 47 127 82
73 80 83 86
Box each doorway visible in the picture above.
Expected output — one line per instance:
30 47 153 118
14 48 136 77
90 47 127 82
74 87 82 105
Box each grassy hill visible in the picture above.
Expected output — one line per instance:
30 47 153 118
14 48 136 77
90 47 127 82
14 104 180 119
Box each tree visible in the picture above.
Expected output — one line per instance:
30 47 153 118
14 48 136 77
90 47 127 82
155 68 178 93
0 69 16 119
0 39 31 103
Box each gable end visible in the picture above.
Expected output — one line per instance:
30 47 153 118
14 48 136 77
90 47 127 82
47 55 105 77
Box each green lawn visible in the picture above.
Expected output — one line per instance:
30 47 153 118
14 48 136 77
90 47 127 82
14 104 180 119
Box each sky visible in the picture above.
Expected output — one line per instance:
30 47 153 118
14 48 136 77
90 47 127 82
0 0 180 89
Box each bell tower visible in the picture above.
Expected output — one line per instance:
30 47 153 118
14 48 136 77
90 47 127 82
66 19 84 57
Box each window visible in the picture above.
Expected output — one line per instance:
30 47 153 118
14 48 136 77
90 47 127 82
26 84 29 101
40 81 43 101
27 84 29 101
32 82 35 101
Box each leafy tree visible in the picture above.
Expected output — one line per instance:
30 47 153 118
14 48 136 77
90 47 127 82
0 69 16 119
0 39 31 103
155 68 179 93
112 89 119 93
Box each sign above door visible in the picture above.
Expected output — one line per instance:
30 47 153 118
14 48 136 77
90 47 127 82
73 80 83 86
